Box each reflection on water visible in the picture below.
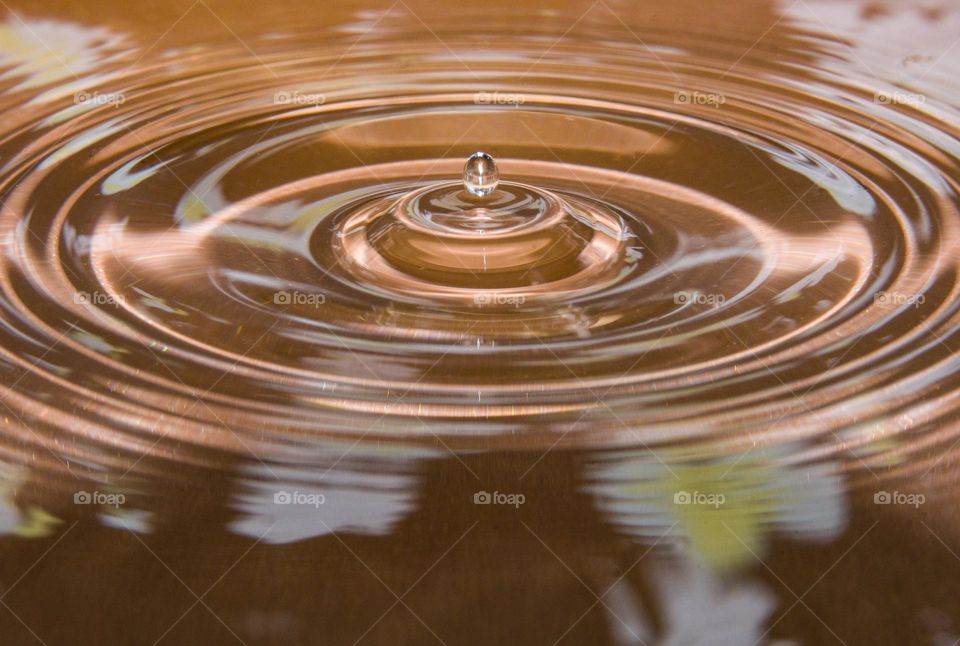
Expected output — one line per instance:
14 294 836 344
0 0 958 644
587 449 847 570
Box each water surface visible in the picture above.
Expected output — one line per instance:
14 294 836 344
0 0 959 644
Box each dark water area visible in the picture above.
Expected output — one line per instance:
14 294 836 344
0 0 959 644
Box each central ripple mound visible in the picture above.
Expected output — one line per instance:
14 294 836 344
334 179 632 301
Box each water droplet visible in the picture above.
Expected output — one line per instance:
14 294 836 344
463 152 499 197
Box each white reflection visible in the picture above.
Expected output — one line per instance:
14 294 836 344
229 449 428 544
0 17 127 89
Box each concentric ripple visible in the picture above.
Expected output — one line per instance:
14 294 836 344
0 3 959 485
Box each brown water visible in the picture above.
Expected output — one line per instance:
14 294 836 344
0 0 959 644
